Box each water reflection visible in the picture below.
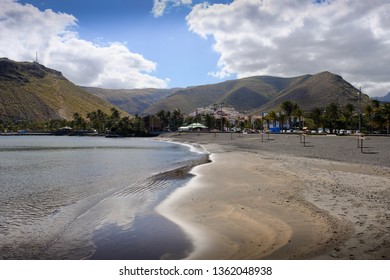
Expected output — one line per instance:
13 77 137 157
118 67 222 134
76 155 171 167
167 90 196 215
0 136 206 259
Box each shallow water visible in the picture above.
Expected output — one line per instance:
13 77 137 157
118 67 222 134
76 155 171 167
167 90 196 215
0 136 206 259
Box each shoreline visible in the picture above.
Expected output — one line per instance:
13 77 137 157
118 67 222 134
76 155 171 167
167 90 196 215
157 133 390 259
0 136 208 260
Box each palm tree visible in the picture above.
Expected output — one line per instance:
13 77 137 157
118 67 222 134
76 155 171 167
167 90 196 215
293 104 303 130
278 112 287 130
253 118 263 131
364 104 374 133
87 109 108 133
72 112 86 130
383 103 390 134
310 107 323 131
204 113 216 130
374 103 390 133
368 99 385 132
267 111 278 128
133 114 146 135
326 102 340 133
156 110 167 130
262 115 270 131
372 99 381 110
169 109 184 131
110 107 121 122
106 107 121 133
281 101 294 129
342 103 355 130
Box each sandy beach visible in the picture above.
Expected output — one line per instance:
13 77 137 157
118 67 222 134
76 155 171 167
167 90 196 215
157 133 390 260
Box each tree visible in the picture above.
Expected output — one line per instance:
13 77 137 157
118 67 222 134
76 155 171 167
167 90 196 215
281 101 294 129
184 116 195 125
373 103 390 133
193 113 202 124
110 107 121 122
310 107 323 131
47 119 68 131
342 103 355 130
325 102 340 133
166 111 171 129
204 113 216 130
278 112 287 130
382 103 390 134
253 118 263 131
156 110 168 131
133 114 147 135
117 116 132 136
266 111 277 128
72 112 86 130
87 109 108 133
372 99 381 110
364 104 374 133
169 109 184 131
106 107 121 133
293 104 303 129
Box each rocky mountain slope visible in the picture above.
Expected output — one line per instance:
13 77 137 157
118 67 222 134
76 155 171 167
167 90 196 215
82 87 180 115
143 71 371 115
0 58 124 122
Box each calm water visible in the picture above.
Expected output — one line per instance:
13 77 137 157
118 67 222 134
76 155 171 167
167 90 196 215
0 136 207 259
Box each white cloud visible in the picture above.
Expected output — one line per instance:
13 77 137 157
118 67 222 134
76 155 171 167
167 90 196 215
152 0 193 17
0 0 167 89
187 0 390 96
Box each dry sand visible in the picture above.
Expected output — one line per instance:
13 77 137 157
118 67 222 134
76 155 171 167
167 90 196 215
157 133 390 259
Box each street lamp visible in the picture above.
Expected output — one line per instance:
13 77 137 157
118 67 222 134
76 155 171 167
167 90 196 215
358 87 362 133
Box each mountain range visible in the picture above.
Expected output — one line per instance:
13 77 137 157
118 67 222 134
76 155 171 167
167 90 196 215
0 58 125 123
0 58 377 123
142 71 371 115
81 87 179 116
373 92 390 103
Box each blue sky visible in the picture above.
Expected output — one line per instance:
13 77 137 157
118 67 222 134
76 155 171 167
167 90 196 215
13 0 232 88
1 0 390 96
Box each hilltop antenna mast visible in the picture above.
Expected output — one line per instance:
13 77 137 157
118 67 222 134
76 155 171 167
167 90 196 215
35 51 39 63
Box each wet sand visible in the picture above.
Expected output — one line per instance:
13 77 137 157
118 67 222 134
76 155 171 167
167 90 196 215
157 133 390 259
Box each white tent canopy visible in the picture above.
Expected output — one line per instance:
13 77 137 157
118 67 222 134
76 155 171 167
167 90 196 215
187 123 207 129
178 123 207 131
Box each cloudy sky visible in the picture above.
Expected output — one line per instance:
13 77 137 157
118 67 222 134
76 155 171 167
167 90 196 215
1 0 389 96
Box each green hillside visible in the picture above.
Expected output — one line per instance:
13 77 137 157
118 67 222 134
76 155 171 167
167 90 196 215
143 72 371 115
251 71 371 114
83 87 179 115
1 58 374 123
0 58 126 122
143 76 306 115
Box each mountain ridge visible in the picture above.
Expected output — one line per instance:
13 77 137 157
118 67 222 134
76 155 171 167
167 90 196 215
143 71 372 115
0 58 378 123
0 58 127 123
373 92 390 103
82 87 180 115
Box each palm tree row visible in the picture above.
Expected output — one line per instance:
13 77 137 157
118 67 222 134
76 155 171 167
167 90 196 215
70 107 147 136
85 108 147 136
156 109 185 131
265 101 304 130
264 100 390 133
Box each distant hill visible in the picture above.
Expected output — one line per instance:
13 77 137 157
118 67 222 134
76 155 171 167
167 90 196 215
83 87 180 115
1 58 374 123
0 58 125 123
373 92 390 103
251 71 372 114
143 71 371 115
143 75 307 115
